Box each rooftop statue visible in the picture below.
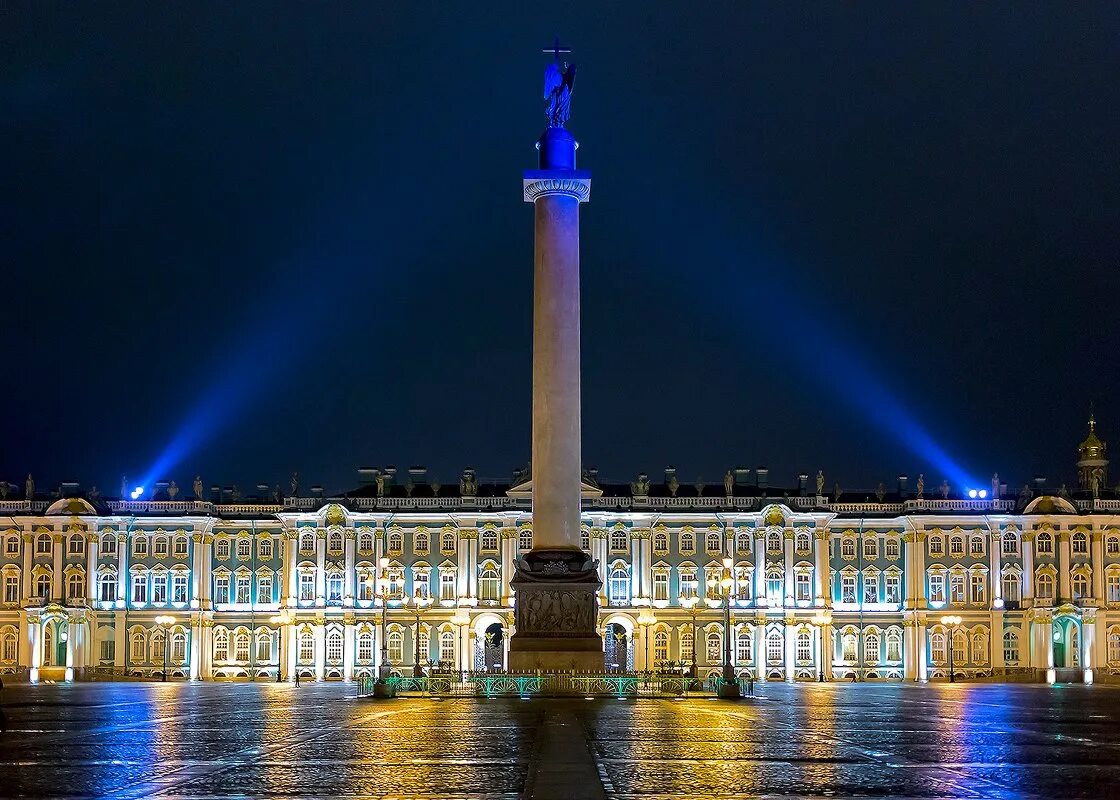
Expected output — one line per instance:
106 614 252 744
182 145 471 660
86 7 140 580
25 474 34 500
193 475 204 500
542 38 576 128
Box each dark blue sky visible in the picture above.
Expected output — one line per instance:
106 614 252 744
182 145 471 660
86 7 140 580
4 3 1118 496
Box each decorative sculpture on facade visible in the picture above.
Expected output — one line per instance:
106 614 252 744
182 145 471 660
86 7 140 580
543 41 576 128
916 474 924 499
991 473 1000 500
724 470 735 496
167 481 179 501
121 475 128 500
667 474 680 497
816 470 825 496
876 483 887 503
630 473 650 496
459 469 478 497
940 480 951 499
25 474 34 500
193 475 204 501
290 472 300 498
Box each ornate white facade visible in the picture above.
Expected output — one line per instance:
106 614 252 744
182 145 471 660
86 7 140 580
2 421 1116 684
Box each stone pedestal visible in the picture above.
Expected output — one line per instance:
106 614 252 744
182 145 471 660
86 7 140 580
509 549 603 672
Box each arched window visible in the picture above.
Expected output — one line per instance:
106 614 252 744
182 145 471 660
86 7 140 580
842 537 857 559
414 531 429 552
949 536 964 557
610 528 628 552
1036 572 1055 600
36 534 52 555
439 630 456 663
326 629 343 662
479 529 498 551
952 630 967 664
581 529 591 550
99 571 116 602
298 630 314 663
518 529 533 551
736 532 751 554
705 532 722 553
653 630 669 664
1072 532 1088 555
358 531 374 552
299 532 315 553
174 535 190 558
796 630 812 663
864 631 880 664
67 572 84 599
766 569 783 604
885 537 900 559
886 629 902 661
1003 629 1020 664
929 632 947 664
680 630 694 662
101 532 117 555
654 532 669 553
390 532 406 552
678 565 698 599
1070 626 1081 667
795 532 811 552
357 630 374 662
679 531 695 553
387 629 404 663
68 534 85 555
171 631 187 663
706 630 722 662
1107 536 1120 557
35 572 51 598
970 632 988 664
608 565 630 606
1036 532 1054 555
1 629 18 663
233 629 250 661
479 566 500 602
1072 571 1090 601
131 629 147 662
149 629 165 664
440 532 455 553
256 630 272 662
215 538 230 560
327 530 343 553
1002 532 1020 555
1108 631 1120 665
213 629 229 662
153 536 168 558
736 629 753 664
766 531 782 553
1002 571 1021 602
766 630 783 664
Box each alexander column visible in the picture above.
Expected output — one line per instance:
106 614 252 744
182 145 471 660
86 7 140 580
509 41 603 671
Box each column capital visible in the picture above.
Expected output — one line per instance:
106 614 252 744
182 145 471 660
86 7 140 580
523 171 591 203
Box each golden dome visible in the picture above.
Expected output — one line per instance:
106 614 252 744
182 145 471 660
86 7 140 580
1079 415 1106 459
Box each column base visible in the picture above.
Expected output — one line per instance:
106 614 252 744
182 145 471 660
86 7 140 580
509 549 603 673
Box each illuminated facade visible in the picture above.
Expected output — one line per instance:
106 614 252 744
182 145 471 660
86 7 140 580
1 420 1117 684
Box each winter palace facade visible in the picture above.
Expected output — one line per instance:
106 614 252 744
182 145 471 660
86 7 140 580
1 420 1117 684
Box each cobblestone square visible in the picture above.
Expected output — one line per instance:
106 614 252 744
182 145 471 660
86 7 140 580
2 682 1120 798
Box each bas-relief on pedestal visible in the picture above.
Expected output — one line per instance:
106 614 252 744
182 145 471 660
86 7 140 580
509 548 602 671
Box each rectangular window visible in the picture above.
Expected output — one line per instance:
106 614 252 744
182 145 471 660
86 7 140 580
132 575 148 604
258 575 273 604
440 571 456 601
887 635 902 662
1108 574 1120 604
153 538 167 558
174 537 189 558
215 576 230 604
151 575 167 605
259 539 273 559
795 572 811 602
133 537 147 557
4 538 18 556
970 574 986 604
3 575 18 603
100 638 115 662
863 539 878 560
236 574 251 604
950 575 966 604
299 572 315 602
841 574 856 604
766 635 783 665
796 635 811 663
863 575 879 604
929 574 945 604
1002 536 1018 556
237 539 252 559
885 574 901 604
327 574 343 603
172 574 188 604
257 635 271 663
653 572 669 602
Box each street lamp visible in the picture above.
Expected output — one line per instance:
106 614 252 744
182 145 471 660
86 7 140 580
941 614 962 683
637 608 657 674
718 557 740 698
405 595 432 677
269 611 289 682
679 594 699 678
154 615 175 682
811 611 832 682
376 557 391 681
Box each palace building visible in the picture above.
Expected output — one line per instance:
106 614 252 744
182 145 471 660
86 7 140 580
1 418 1117 685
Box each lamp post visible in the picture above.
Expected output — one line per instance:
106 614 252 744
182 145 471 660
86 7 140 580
941 615 962 682
811 611 832 682
405 595 432 677
637 608 657 673
376 557 391 681
154 615 175 682
269 611 289 682
679 594 699 678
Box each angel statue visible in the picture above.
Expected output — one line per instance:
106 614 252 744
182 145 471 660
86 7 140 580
543 56 576 128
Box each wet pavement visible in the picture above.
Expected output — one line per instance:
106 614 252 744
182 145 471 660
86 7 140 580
1 681 1119 798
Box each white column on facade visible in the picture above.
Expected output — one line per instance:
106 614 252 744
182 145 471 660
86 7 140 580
466 529 479 600
1022 534 1035 600
64 614 76 681
189 615 201 680
86 532 99 605
903 618 917 681
28 617 40 682
822 621 834 680
343 618 355 681
813 531 829 605
113 611 126 670
315 532 326 604
116 531 128 607
286 624 298 680
284 531 298 607
754 532 766 605
52 533 64 602
1058 532 1072 602
343 531 356 607
500 528 515 604
314 623 325 681
191 534 204 607
630 533 641 602
916 618 928 681
1091 531 1105 603
595 531 608 604
753 619 765 679
784 619 795 682
783 532 795 605
990 609 1005 674
21 532 33 602
990 528 1003 606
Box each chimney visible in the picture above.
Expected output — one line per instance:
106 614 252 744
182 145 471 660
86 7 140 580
734 467 751 486
797 473 809 493
408 465 427 484
1033 475 1046 489
256 483 269 497
897 474 908 498
61 481 80 498
358 467 379 486
587 467 598 483
756 466 769 490
664 465 676 484
154 479 170 499
311 485 324 499
210 485 220 502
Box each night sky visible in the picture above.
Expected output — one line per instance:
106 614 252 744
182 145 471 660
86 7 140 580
4 4 1118 497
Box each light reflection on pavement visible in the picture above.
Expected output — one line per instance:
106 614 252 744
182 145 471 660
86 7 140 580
1 682 1119 798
